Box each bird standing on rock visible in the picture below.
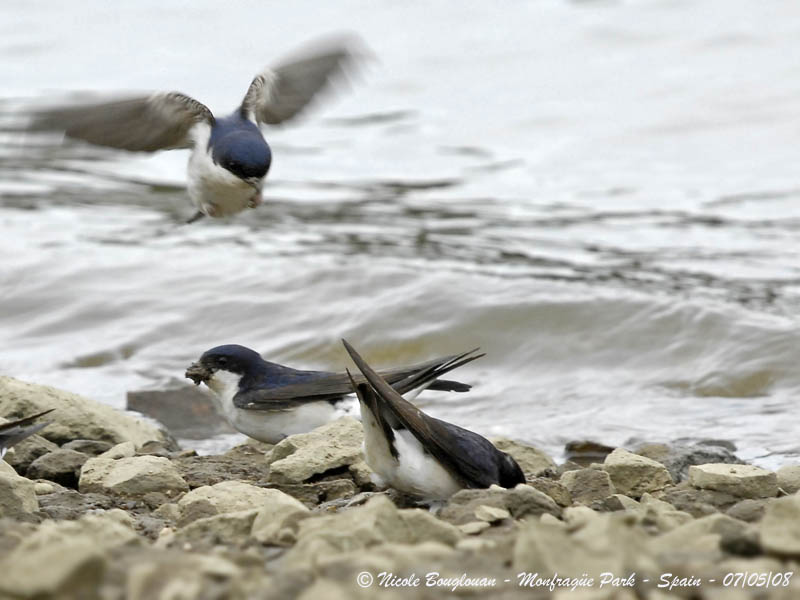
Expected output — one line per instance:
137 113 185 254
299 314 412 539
185 343 474 444
342 339 526 500
27 35 364 222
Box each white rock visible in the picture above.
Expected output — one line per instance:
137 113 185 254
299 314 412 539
0 376 169 447
760 494 800 556
79 455 188 496
474 504 510 523
776 464 800 494
688 463 778 499
603 448 673 497
99 441 136 459
0 470 38 517
178 481 302 521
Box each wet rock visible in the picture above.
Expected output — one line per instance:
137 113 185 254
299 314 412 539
760 494 800 557
440 484 560 525
526 477 571 507
61 439 113 456
27 449 89 488
178 481 301 525
602 448 673 497
776 464 800 494
688 463 778 499
635 440 742 482
726 498 769 523
173 454 271 488
0 469 38 518
564 440 615 466
79 455 188 497
99 441 136 459
560 468 615 505
491 438 556 477
175 509 259 547
127 386 237 439
267 417 363 484
37 490 114 520
0 376 174 448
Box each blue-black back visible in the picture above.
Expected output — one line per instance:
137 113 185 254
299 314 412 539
208 113 271 179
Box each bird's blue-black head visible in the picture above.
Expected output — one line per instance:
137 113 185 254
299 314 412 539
209 115 271 181
198 344 265 376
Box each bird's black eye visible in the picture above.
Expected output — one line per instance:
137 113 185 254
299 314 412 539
217 357 228 366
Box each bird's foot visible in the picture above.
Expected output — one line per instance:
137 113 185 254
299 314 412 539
248 194 263 209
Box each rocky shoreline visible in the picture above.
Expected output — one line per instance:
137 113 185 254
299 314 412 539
1 375 800 599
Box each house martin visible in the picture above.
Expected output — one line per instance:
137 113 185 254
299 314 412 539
342 339 525 500
27 34 364 222
185 344 473 444
0 409 54 459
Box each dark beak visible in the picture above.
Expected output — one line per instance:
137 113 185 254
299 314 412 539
185 362 212 385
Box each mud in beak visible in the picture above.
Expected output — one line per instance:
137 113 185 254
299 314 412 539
185 362 212 386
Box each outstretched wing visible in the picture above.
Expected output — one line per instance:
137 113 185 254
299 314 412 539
29 92 214 152
342 339 505 489
241 34 365 126
233 354 472 410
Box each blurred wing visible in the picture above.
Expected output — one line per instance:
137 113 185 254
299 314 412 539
233 354 467 410
342 339 499 488
29 92 213 152
0 409 54 454
242 34 365 126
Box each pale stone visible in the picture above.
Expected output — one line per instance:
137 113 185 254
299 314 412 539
176 509 259 546
474 504 511 523
560 468 615 504
99 441 136 459
250 490 311 545
79 455 188 496
491 438 555 477
776 464 800 494
459 521 491 535
0 471 38 517
603 448 673 497
267 417 363 483
760 494 800 557
0 376 169 447
178 481 304 525
688 463 778 499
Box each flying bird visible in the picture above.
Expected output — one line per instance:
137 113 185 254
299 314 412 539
27 35 365 222
0 409 54 459
342 339 525 500
185 343 473 444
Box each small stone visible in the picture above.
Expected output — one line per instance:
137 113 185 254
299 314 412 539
635 440 741 482
474 504 510 523
603 448 673 498
527 477 572 507
79 455 188 497
34 482 55 495
440 484 560 526
178 481 299 525
491 438 556 477
459 521 491 535
560 468 615 505
176 509 259 547
776 464 800 494
27 449 89 488
249 490 310 545
98 441 136 459
688 464 778 499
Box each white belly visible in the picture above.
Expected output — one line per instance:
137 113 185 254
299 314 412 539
205 370 358 444
360 401 462 500
187 124 261 217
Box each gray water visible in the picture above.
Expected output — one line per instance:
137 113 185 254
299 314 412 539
1 0 800 466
